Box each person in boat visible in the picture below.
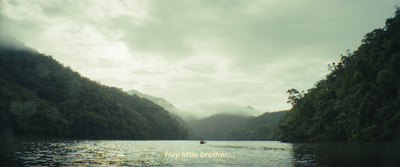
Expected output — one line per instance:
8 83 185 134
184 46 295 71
200 139 207 144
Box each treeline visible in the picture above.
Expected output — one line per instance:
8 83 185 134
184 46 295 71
279 9 400 142
126 89 279 140
225 111 287 140
185 111 287 140
0 36 187 140
187 113 252 140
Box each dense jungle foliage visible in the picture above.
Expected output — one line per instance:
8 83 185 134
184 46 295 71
0 37 187 140
279 9 400 142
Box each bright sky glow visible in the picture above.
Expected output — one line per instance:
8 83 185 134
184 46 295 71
1 0 399 117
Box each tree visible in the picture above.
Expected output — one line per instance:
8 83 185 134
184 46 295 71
286 88 303 106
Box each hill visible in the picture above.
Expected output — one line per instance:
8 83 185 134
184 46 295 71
279 9 400 142
126 89 193 119
225 110 287 140
187 113 252 140
126 89 202 139
126 89 176 112
0 36 187 140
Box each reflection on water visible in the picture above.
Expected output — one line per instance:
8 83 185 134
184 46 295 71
1 138 400 166
292 142 400 167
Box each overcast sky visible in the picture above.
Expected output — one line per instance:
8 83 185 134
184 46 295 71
1 0 399 117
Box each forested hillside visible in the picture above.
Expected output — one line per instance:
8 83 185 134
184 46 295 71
126 89 202 139
187 113 252 140
225 111 287 140
187 111 287 140
126 89 178 115
0 36 187 140
279 9 400 142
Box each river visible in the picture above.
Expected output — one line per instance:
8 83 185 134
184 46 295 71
1 138 399 166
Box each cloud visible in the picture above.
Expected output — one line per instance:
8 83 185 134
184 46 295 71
1 0 399 116
182 100 263 118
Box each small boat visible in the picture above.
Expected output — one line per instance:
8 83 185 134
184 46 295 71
200 139 207 144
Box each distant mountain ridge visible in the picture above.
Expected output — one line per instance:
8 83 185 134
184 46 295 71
126 89 193 120
225 111 288 140
187 113 253 140
126 89 203 139
125 89 285 140
185 111 287 140
126 89 176 113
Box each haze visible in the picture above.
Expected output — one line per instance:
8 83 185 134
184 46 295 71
1 0 398 117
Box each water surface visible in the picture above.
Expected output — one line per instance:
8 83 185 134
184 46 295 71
2 138 399 166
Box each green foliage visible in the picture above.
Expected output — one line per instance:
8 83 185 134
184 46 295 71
0 37 187 140
279 9 400 142
186 111 287 140
187 114 251 140
225 111 288 140
287 89 303 106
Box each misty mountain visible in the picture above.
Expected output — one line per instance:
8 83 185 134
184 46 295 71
0 36 187 140
126 89 178 115
127 89 175 109
191 102 263 119
279 10 400 142
225 110 288 140
126 89 263 140
127 89 263 121
126 89 205 139
187 113 253 140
